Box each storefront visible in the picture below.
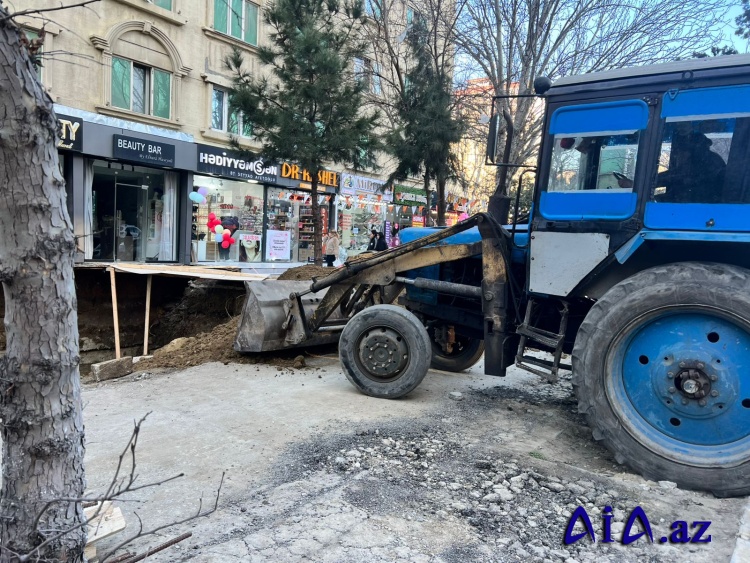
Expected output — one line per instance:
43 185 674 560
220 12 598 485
55 105 194 264
193 144 277 263
273 162 337 263
339 173 392 255
391 184 428 234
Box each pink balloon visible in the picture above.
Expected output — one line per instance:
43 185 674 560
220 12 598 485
221 241 230 249
208 212 216 220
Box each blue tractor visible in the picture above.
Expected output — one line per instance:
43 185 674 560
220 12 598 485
237 55 750 496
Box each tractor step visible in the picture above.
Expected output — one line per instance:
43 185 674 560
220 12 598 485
516 354 572 379
515 299 570 383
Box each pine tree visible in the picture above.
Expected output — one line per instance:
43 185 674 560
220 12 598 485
385 18 464 226
738 0 750 39
225 0 380 265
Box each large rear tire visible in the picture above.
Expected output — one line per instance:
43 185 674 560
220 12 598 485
340 305 432 399
573 262 750 497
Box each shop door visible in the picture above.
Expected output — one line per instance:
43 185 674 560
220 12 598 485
114 181 148 261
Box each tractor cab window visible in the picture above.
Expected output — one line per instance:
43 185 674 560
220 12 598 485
548 132 640 192
653 117 750 204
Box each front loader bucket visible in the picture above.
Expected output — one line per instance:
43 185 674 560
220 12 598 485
234 280 342 353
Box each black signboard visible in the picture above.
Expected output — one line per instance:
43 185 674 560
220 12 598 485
196 144 278 183
113 134 175 167
57 114 83 152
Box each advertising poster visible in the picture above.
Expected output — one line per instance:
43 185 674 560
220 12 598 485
266 230 291 260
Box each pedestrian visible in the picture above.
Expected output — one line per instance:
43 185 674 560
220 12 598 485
367 229 378 251
375 231 388 251
324 231 339 267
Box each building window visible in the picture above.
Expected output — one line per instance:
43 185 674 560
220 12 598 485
213 0 259 46
211 86 252 137
149 0 173 9
406 6 423 26
371 62 382 95
21 28 43 81
355 57 373 90
111 56 171 119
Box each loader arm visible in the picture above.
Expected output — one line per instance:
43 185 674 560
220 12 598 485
245 212 516 375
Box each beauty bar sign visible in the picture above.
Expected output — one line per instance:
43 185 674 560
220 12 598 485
113 134 175 167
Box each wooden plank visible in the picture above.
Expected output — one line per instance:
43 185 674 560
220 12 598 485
109 268 121 359
85 501 127 545
143 274 152 356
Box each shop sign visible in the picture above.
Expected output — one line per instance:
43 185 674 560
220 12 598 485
113 134 175 167
412 216 425 227
394 185 427 204
197 144 278 183
266 230 291 260
57 114 83 152
277 162 338 193
340 173 393 202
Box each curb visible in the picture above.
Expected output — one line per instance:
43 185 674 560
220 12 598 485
731 497 750 562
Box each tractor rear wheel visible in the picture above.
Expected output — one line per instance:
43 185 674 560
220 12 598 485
573 262 750 497
340 305 432 399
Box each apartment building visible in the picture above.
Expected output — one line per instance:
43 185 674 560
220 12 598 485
15 0 396 265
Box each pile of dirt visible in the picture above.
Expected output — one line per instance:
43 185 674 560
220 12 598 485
136 315 316 371
277 265 334 281
148 280 246 347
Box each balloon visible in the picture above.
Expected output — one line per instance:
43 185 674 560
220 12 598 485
223 228 231 236
214 233 224 243
189 192 202 203
198 187 209 196
214 224 224 234
228 237 236 245
208 212 216 220
221 241 230 249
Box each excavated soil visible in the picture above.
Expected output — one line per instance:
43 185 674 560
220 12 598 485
135 315 337 371
277 265 335 281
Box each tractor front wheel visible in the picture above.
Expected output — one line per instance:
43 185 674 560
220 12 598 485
340 305 432 399
573 262 750 497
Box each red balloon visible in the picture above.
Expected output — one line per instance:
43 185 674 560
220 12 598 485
228 237 236 244
221 241 230 249
208 212 216 220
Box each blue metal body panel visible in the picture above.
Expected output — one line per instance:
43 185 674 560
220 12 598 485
644 202 750 232
615 229 750 264
398 224 528 304
549 99 650 135
539 192 638 221
662 84 750 118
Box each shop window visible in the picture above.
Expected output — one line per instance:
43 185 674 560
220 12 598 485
266 187 330 263
211 86 253 137
149 0 173 9
191 176 265 263
111 56 171 119
88 160 177 262
213 0 259 46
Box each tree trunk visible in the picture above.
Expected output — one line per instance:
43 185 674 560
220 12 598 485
436 173 446 226
0 11 86 562
310 171 323 265
422 173 430 227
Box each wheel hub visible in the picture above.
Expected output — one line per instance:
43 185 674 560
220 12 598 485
675 368 711 399
357 328 409 380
